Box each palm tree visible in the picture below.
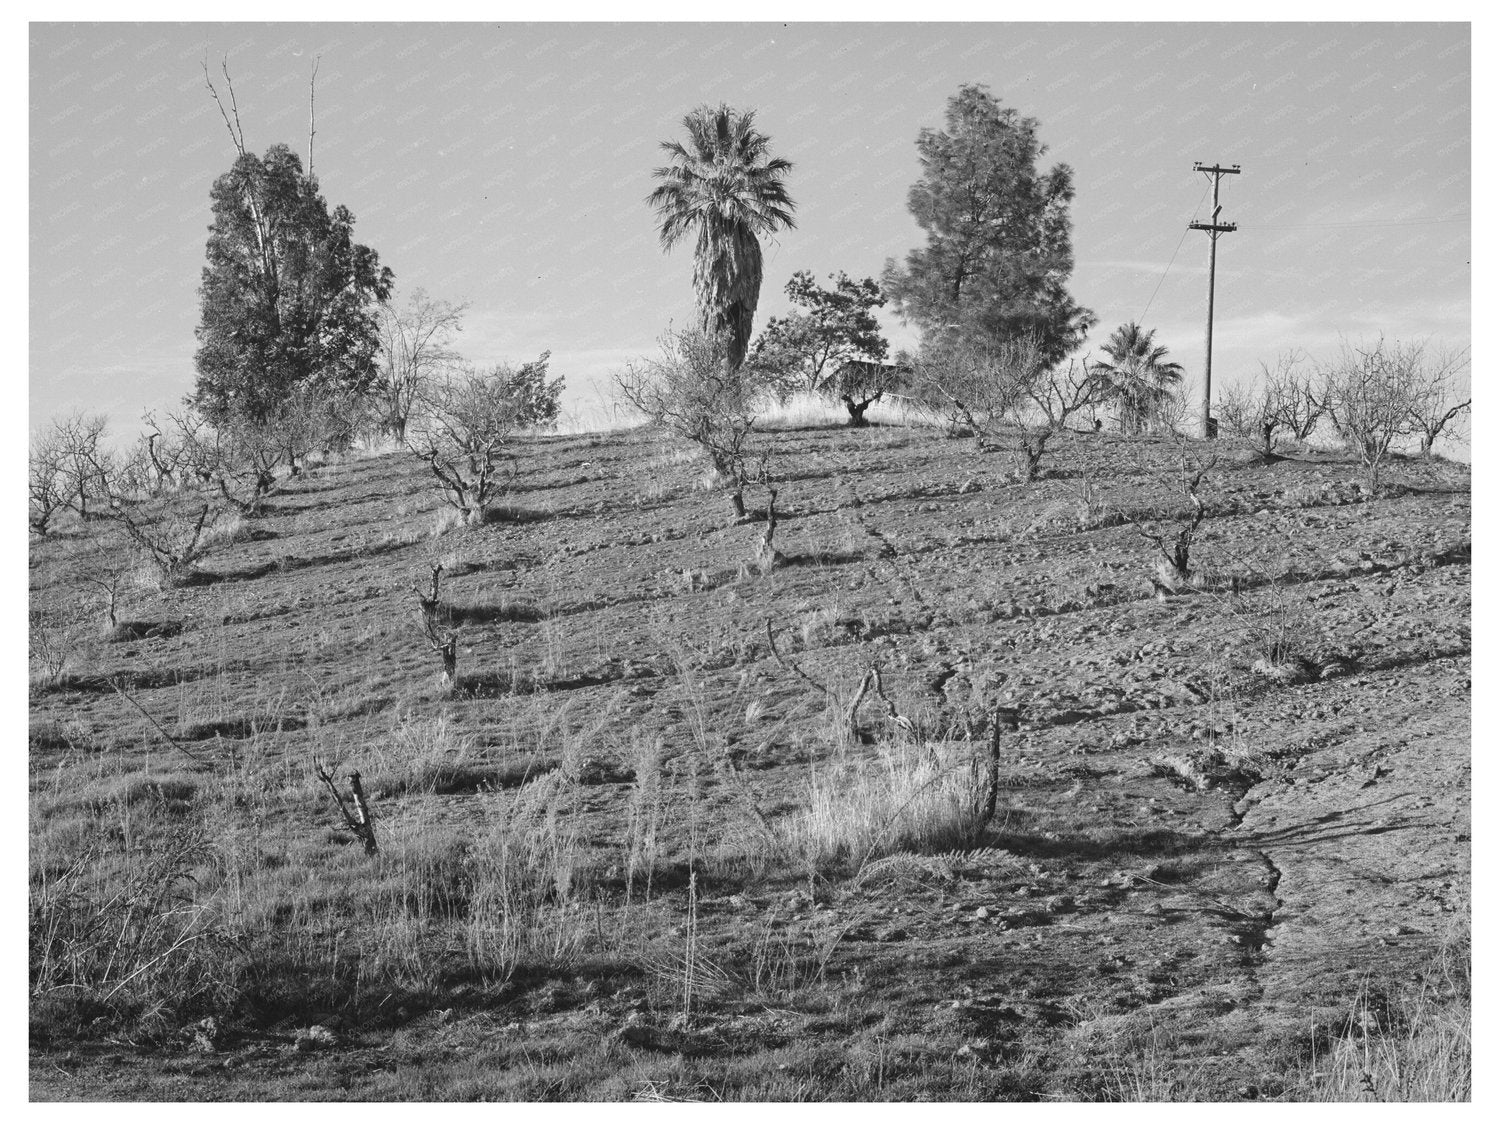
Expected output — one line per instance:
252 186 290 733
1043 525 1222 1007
648 104 797 371
1093 322 1185 434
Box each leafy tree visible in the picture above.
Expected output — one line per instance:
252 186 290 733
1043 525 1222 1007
883 84 1094 364
485 351 564 430
375 290 468 444
749 271 895 425
192 137 393 425
648 104 797 371
1093 322 1185 435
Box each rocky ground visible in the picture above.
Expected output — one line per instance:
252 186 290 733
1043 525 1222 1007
28 417 1470 1100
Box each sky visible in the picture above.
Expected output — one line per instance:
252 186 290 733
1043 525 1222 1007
28 19 1472 439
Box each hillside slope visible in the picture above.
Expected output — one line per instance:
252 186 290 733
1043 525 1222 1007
28 421 1470 1101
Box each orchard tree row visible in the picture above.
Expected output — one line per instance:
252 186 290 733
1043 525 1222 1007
32 73 1471 548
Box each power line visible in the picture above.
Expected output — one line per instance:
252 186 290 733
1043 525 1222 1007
1138 227 1191 323
1139 179 1210 322
1253 215 1469 230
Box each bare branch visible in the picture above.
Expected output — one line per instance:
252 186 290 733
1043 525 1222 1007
764 617 831 698
201 57 246 157
307 55 319 179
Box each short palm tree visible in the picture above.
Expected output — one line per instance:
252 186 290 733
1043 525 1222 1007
648 104 797 371
1093 322 1185 434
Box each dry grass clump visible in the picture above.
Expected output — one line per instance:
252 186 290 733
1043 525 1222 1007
28 609 82 689
1302 921 1470 1102
374 711 486 795
429 505 467 538
29 823 237 1036
781 739 987 870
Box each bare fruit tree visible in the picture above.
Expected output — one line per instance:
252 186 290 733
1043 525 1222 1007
1216 377 1279 458
79 532 138 635
30 413 118 533
615 327 764 523
114 496 224 588
1010 354 1112 481
912 336 1034 451
1265 351 1326 448
115 412 192 499
412 564 459 694
1402 342 1471 458
177 411 287 516
1319 336 1425 491
408 364 525 525
28 429 70 536
61 414 114 521
375 289 468 445
1218 351 1328 461
1126 444 1218 594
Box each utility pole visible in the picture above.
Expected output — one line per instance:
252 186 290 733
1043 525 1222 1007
1189 162 1239 439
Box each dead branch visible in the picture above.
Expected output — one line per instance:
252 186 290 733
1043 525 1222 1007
307 56 319 179
81 575 121 630
201 57 247 157
413 562 444 617
863 664 914 737
843 667 874 733
110 679 212 766
314 760 378 855
716 743 777 844
764 617 832 699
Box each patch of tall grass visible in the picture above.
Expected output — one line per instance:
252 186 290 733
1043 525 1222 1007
1302 955 1471 1103
781 739 986 871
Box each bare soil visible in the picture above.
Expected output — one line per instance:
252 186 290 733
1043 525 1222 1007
28 422 1470 1101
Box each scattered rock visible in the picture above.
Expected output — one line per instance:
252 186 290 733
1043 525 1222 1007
293 1025 339 1053
611 1023 656 1049
188 1017 220 1054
